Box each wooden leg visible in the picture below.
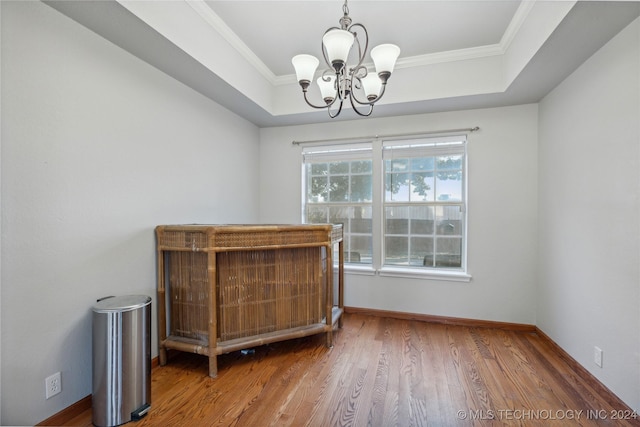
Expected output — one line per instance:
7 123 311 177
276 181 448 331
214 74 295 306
208 252 218 378
209 355 218 378
338 240 344 328
338 240 344 329
159 347 167 366
325 243 334 348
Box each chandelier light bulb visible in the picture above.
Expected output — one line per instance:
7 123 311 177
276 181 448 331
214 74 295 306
317 75 336 104
322 29 355 72
361 73 382 101
371 44 401 75
292 54 320 86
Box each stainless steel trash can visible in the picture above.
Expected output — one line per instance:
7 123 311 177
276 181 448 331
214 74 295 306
92 295 151 427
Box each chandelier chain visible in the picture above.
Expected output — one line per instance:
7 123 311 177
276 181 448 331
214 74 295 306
340 0 352 30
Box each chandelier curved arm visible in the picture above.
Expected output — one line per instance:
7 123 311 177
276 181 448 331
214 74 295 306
298 70 343 109
324 69 346 103
327 99 345 118
351 64 368 82
346 23 368 70
349 65 370 104
302 88 336 110
375 81 388 100
348 93 373 117
350 71 389 107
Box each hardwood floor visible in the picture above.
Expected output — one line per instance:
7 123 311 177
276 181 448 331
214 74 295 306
62 313 639 426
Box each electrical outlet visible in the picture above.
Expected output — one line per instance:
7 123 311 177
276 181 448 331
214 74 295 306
594 346 603 368
45 372 62 399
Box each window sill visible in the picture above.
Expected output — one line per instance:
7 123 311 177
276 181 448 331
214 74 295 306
344 264 377 276
343 265 472 282
379 267 471 282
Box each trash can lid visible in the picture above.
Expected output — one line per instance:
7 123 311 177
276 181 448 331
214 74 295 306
93 295 151 313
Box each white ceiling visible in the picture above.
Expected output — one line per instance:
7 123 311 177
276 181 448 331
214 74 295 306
204 0 522 76
45 1 640 127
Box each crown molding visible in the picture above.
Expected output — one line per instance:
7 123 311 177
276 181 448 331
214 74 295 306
396 44 504 69
188 0 537 88
185 0 278 84
273 43 505 87
500 0 536 51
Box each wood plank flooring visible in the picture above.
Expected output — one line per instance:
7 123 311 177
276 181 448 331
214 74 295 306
63 313 639 426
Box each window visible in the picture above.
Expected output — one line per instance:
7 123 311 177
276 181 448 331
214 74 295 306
383 138 465 269
303 144 373 264
303 135 468 280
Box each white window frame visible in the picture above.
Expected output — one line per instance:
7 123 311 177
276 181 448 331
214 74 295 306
302 142 375 265
302 135 471 282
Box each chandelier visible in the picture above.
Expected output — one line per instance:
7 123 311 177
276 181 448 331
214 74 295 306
291 0 400 118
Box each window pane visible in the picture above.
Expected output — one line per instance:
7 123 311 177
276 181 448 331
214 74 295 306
351 175 372 202
436 155 463 201
351 206 372 233
309 176 328 202
423 252 434 267
348 234 372 264
328 206 351 227
310 163 328 175
410 172 434 201
307 206 328 223
436 172 462 201
411 236 434 266
328 206 373 232
388 158 409 172
384 236 408 265
351 160 372 173
385 172 410 202
327 206 373 265
437 155 462 170
329 161 349 174
436 206 462 235
385 206 409 234
411 157 434 171
328 176 349 201
410 206 434 235
435 238 461 267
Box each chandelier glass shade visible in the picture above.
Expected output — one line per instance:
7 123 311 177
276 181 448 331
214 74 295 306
291 0 400 118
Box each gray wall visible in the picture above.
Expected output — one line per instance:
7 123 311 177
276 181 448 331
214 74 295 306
1 2 260 425
259 104 539 325
538 17 640 411
2 1 639 425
